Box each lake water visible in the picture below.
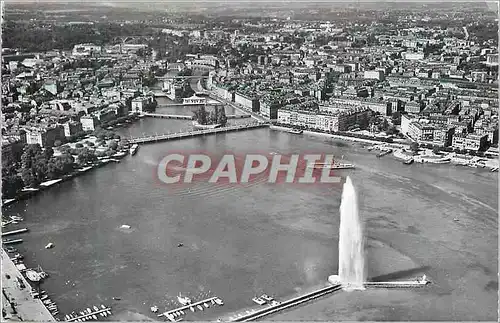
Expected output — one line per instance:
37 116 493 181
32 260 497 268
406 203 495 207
3 113 497 321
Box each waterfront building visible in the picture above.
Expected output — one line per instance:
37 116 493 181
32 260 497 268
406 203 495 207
234 91 260 112
131 96 155 113
277 105 370 132
452 133 488 151
24 125 65 147
80 115 99 131
259 98 280 120
406 121 435 142
96 109 117 123
63 121 83 137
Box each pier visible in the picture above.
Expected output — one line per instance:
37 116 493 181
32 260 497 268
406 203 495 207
158 297 219 321
363 280 430 288
3 239 24 245
230 284 342 322
65 307 112 322
2 228 29 237
129 122 269 144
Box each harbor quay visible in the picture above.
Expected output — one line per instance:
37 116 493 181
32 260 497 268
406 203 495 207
1 249 55 322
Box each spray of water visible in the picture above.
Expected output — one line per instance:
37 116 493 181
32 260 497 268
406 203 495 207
338 176 366 290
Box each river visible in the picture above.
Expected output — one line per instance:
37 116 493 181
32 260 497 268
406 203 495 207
2 110 497 321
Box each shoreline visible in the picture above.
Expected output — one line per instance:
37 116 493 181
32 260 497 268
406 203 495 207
1 248 56 321
2 154 127 208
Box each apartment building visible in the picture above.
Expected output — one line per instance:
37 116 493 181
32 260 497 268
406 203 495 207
452 133 488 151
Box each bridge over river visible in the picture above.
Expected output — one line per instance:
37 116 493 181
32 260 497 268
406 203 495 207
129 122 269 144
141 113 251 120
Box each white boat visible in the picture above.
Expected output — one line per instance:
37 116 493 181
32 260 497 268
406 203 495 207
287 128 303 134
45 243 54 249
197 305 203 311
120 224 131 229
129 144 139 156
252 297 266 305
308 162 355 170
190 307 195 312
150 306 158 313
93 306 99 312
214 298 223 306
92 315 97 320
27 270 43 282
177 294 191 306
260 294 274 302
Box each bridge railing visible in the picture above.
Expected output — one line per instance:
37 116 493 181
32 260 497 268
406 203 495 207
129 122 268 142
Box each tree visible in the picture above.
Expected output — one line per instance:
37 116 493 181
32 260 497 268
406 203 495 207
2 174 24 198
108 141 118 150
410 142 420 153
381 119 389 131
54 140 62 147
217 107 227 126
21 168 39 188
77 148 97 165
43 147 54 159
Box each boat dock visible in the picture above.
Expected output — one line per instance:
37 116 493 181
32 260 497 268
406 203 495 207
3 239 24 245
66 307 112 322
158 297 219 321
364 280 430 288
2 228 29 237
229 284 342 322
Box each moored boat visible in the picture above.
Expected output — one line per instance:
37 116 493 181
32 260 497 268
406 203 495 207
129 144 139 156
287 128 303 134
403 158 414 165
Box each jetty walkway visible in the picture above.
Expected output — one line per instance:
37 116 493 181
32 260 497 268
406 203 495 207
158 296 219 321
129 122 269 144
66 307 112 322
230 284 342 322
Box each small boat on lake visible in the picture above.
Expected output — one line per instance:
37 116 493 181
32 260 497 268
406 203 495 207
403 158 414 165
129 144 139 156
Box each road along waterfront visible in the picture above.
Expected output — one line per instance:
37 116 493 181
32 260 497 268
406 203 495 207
1 115 497 321
1 248 55 321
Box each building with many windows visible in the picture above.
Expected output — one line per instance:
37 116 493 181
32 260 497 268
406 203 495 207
24 125 65 147
452 133 488 151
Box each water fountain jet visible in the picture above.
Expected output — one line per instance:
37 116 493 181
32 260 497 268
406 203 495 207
329 176 366 291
